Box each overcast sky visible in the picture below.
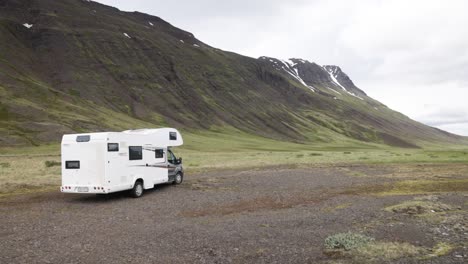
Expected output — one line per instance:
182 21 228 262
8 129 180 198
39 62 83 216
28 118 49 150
96 0 468 136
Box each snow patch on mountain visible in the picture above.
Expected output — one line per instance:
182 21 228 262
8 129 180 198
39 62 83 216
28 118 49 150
327 86 342 95
260 57 367 100
324 66 347 91
123 33 131 39
323 66 363 100
286 59 297 67
23 23 33 29
148 22 154 26
277 59 316 92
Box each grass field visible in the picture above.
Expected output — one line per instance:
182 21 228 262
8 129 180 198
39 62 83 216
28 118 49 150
1 130 468 263
1 129 467 197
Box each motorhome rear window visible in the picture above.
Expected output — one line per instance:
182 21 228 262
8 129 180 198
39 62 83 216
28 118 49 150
169 132 177 140
65 161 80 169
129 146 143 160
108 143 119 152
76 135 90 142
155 149 164 158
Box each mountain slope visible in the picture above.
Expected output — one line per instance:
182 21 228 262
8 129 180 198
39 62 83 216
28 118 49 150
0 0 465 148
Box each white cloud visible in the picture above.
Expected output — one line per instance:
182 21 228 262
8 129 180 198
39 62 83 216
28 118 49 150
339 0 468 84
95 0 468 136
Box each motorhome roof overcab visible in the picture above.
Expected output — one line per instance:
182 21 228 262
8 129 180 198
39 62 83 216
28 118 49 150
61 128 184 198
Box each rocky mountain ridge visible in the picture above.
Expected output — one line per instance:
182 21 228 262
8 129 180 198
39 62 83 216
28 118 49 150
0 0 465 147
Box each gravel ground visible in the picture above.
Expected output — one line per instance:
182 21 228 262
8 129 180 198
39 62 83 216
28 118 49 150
0 164 466 263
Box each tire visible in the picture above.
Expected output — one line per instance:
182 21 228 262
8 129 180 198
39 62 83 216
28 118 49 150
173 173 183 185
130 181 144 198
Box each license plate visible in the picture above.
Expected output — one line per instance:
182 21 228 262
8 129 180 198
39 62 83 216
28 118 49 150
76 187 89 192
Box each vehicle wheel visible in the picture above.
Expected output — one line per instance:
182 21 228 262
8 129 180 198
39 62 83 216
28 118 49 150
130 181 144 198
173 173 183 185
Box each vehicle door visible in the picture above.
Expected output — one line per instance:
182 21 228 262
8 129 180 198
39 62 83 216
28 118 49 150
167 149 177 178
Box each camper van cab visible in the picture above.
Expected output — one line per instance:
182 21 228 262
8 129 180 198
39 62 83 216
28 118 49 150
61 128 184 198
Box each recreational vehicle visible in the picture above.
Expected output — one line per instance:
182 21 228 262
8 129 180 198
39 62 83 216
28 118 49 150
61 128 184 198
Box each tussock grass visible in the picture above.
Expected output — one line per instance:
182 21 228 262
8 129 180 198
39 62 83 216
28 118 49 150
385 200 452 214
324 233 425 262
428 242 455 257
309 152 323 156
44 160 61 168
353 241 423 261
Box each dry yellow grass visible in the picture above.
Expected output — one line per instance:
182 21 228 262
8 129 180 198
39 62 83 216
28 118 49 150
352 242 424 262
428 242 455 257
378 179 468 196
0 155 61 197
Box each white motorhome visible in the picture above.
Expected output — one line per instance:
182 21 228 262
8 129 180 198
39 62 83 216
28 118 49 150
61 128 184 198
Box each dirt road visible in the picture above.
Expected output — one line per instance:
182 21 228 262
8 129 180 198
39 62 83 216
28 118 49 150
1 164 467 263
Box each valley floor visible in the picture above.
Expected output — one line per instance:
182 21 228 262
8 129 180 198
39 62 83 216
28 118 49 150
1 164 467 263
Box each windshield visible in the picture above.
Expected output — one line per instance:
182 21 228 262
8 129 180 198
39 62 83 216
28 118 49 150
167 149 177 164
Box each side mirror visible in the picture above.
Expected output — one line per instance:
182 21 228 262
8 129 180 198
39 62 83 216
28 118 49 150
178 157 182 164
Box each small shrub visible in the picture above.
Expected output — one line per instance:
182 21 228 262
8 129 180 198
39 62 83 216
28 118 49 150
0 162 10 168
296 154 304 158
343 152 352 154
309 153 323 156
45 160 61 168
324 232 374 250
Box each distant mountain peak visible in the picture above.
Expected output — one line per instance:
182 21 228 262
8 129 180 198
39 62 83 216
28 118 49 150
322 65 367 97
259 56 366 99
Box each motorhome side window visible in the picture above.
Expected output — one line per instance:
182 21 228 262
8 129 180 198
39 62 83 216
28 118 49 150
108 143 119 152
129 146 143 160
169 132 177 140
76 135 90 142
155 149 164 158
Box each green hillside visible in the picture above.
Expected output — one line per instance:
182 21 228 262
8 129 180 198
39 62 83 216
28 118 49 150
0 0 466 148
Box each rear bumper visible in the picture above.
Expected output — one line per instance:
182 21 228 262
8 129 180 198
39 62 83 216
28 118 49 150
61 186 108 194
